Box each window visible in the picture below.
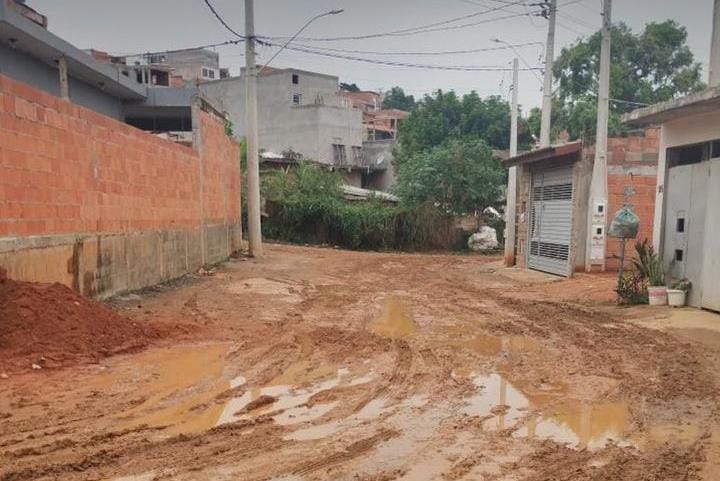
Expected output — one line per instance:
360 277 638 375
352 146 363 164
292 93 302 106
667 138 720 167
677 217 685 233
149 54 167 64
292 74 299 84
332 144 347 165
201 68 217 80
675 249 684 262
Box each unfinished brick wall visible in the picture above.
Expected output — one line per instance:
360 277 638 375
0 74 241 297
586 129 659 271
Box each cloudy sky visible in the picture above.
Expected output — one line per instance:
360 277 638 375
30 0 715 114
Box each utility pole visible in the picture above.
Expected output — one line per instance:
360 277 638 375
585 0 612 272
58 56 69 101
244 0 263 257
539 0 557 148
710 0 720 86
504 58 519 267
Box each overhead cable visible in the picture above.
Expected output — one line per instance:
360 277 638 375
283 41 545 57
263 41 542 72
263 1 532 42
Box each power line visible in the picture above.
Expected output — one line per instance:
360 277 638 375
264 1 533 42
557 10 597 31
110 40 244 60
262 41 542 72
610 98 649 107
556 19 588 36
203 0 245 39
284 41 545 57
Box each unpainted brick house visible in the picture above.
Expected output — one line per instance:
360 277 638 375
503 129 659 277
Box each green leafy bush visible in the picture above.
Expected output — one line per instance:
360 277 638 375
616 271 649 305
261 163 463 251
394 139 505 215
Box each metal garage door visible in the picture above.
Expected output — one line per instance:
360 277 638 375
528 165 574 276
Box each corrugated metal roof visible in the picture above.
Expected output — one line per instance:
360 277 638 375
502 141 583 168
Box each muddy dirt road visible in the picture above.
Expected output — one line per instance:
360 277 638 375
1 244 719 480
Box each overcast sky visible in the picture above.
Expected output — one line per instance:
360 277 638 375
29 0 714 114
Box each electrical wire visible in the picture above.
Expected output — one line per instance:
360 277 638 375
283 41 545 57
557 10 598 31
556 19 588 36
262 41 542 72
610 98 649 107
203 0 245 39
112 40 243 60
263 1 532 42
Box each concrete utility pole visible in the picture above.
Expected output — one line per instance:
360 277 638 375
504 58 519 267
710 0 720 86
585 0 612 272
539 0 557 148
244 0 263 257
58 56 69 100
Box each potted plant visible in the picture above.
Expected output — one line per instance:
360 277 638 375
646 256 667 305
667 278 691 307
633 241 666 306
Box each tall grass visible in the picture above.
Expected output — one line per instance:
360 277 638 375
260 163 465 251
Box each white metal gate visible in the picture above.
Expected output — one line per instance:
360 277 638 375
664 158 720 311
528 165 574 276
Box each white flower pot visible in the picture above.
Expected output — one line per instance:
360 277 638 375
667 289 687 307
648 286 668 306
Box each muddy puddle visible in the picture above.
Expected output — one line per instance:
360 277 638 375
102 346 378 438
372 296 417 339
205 362 375 432
460 372 632 450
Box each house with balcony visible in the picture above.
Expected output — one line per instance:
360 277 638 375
201 67 379 187
0 0 223 142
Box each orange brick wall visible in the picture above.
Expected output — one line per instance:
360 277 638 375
606 175 657 270
587 129 659 271
0 74 240 238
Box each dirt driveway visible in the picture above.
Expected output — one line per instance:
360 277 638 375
1 244 719 480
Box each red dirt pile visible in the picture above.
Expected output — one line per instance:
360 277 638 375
0 274 163 373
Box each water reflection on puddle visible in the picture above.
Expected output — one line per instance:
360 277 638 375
463 373 631 450
284 394 428 442
372 296 416 339
108 345 375 437
217 366 374 428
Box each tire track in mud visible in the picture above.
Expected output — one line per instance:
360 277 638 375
353 340 413 413
291 429 398 476
486 293 719 402
1 418 283 481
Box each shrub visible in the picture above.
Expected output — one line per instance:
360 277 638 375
632 239 665 287
616 271 648 305
261 163 463 251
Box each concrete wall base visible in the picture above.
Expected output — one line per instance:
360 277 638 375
0 223 241 299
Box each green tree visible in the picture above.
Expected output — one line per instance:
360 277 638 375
542 20 705 140
382 86 417 111
397 90 531 155
395 139 505 215
340 82 360 92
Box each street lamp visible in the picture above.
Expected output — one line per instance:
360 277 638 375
259 9 344 75
491 38 544 83
245 5 344 258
